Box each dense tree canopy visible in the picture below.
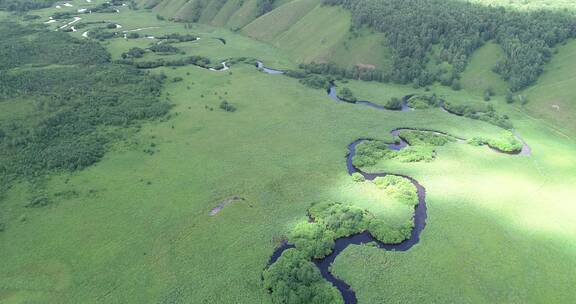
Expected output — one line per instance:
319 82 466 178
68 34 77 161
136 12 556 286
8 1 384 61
323 0 576 91
0 23 169 191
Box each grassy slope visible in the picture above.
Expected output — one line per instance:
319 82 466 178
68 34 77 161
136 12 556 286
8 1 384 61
244 2 391 69
271 4 350 63
326 27 391 70
242 0 321 42
224 0 259 30
460 42 509 96
153 0 190 18
211 0 243 27
520 40 576 138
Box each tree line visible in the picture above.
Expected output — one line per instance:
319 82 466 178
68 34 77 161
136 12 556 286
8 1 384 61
322 0 576 91
0 23 169 194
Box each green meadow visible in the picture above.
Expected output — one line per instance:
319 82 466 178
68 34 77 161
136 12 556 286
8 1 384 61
1 0 576 303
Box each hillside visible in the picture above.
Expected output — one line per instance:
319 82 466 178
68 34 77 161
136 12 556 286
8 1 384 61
522 40 576 137
138 0 393 70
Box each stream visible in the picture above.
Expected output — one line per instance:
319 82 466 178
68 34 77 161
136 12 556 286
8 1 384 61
257 60 531 303
267 132 427 304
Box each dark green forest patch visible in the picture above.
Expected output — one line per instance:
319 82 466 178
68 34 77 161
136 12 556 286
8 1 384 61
0 23 170 196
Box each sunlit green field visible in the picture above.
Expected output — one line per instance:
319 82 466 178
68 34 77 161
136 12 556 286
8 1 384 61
1 2 576 303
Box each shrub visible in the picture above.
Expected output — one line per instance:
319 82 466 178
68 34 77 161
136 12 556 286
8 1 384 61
263 249 343 304
406 94 442 109
351 172 365 182
398 130 456 146
299 74 332 90
369 219 413 244
384 97 402 110
396 146 435 162
337 87 356 102
121 47 146 59
219 101 236 112
289 222 335 258
373 176 418 206
468 131 522 153
352 140 395 167
26 196 52 208
308 201 368 238
149 44 181 54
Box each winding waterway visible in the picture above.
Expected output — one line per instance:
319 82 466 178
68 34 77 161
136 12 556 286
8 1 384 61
255 60 530 304
267 132 427 304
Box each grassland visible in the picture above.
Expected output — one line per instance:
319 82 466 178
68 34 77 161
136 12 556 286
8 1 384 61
1 1 576 304
460 42 509 96
521 40 576 138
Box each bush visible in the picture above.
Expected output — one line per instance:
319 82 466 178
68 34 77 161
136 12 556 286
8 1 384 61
289 222 335 258
149 44 181 54
337 87 356 102
384 97 402 110
121 47 146 59
263 249 343 304
373 176 418 206
369 219 413 244
219 101 236 112
406 94 442 109
127 32 140 39
299 74 332 90
308 201 368 238
468 131 522 153
351 172 365 182
398 130 456 146
265 200 415 303
506 92 514 104
352 140 395 167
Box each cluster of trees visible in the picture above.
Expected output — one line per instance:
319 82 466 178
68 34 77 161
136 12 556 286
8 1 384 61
336 87 356 102
117 55 212 69
0 23 110 69
90 2 120 13
352 139 435 167
256 0 275 17
156 33 198 42
298 62 386 82
406 94 443 109
0 23 169 189
468 132 523 153
352 140 395 167
284 70 333 90
443 101 513 129
322 0 576 91
149 44 182 54
264 200 416 303
121 47 146 59
263 248 343 304
0 0 56 11
398 130 456 146
88 27 117 40
373 176 418 206
383 97 402 110
219 101 236 112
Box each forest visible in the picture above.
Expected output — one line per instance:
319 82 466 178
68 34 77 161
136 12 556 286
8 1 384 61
322 0 576 91
0 23 169 195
